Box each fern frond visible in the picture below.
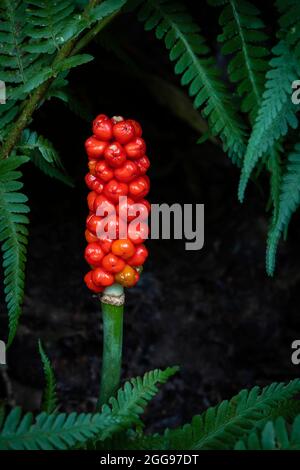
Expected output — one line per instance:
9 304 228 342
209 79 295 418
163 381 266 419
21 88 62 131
38 340 58 414
267 144 282 222
18 129 74 187
104 367 179 427
136 0 246 161
210 0 269 123
142 379 300 450
0 156 29 346
235 416 300 450
238 41 300 202
95 379 300 450
266 142 300 275
0 367 178 450
0 0 39 85
25 0 76 54
277 0 300 57
0 407 118 450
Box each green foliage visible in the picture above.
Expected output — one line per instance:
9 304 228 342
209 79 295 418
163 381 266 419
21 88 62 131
18 129 74 187
25 0 76 54
152 379 300 450
238 41 299 203
266 143 300 275
38 341 58 414
103 367 178 427
277 0 300 57
0 367 177 450
210 0 269 123
93 379 300 451
136 0 246 162
0 1 129 341
0 407 118 450
0 156 29 346
235 416 300 450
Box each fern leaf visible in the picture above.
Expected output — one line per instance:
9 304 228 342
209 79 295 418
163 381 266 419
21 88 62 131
266 142 300 275
0 407 117 450
0 156 30 346
135 379 300 450
235 416 300 450
0 367 178 450
104 367 179 427
136 0 246 161
238 41 300 202
277 0 300 57
210 0 269 123
95 378 300 451
267 144 282 223
25 0 76 54
38 340 58 414
18 129 74 187
0 0 39 85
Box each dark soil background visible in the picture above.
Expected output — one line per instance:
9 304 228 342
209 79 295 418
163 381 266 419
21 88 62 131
1 1 300 433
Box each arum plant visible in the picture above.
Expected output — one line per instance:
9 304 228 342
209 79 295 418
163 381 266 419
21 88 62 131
83 114 150 405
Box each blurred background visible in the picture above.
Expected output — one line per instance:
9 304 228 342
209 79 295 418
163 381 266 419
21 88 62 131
1 0 300 432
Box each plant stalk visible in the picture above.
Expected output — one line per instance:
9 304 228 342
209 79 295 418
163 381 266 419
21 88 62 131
97 284 124 409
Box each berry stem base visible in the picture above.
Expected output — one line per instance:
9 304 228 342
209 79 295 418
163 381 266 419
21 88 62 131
97 284 124 409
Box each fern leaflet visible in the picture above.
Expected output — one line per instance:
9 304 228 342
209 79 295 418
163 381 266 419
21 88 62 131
266 143 300 275
136 0 246 161
210 0 269 123
0 156 29 346
235 416 300 450
38 340 58 414
18 129 74 187
238 41 300 202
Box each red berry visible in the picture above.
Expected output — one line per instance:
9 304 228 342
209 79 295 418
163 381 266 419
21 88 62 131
129 176 150 200
94 194 115 217
103 179 128 203
85 136 107 160
127 119 142 137
88 159 97 175
104 142 127 168
97 215 119 241
135 155 150 175
95 161 114 182
99 238 113 254
86 214 102 235
84 242 104 266
92 114 113 141
84 271 104 293
114 160 139 183
92 268 114 287
124 137 146 159
113 120 136 144
111 239 136 259
115 265 139 288
117 196 136 222
85 229 98 243
127 244 148 266
85 173 104 193
128 221 149 244
87 191 97 212
102 253 125 273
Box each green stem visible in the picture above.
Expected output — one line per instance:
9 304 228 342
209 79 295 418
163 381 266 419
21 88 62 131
97 284 124 409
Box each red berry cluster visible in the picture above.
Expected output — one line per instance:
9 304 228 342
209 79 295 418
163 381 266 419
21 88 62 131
84 114 150 293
